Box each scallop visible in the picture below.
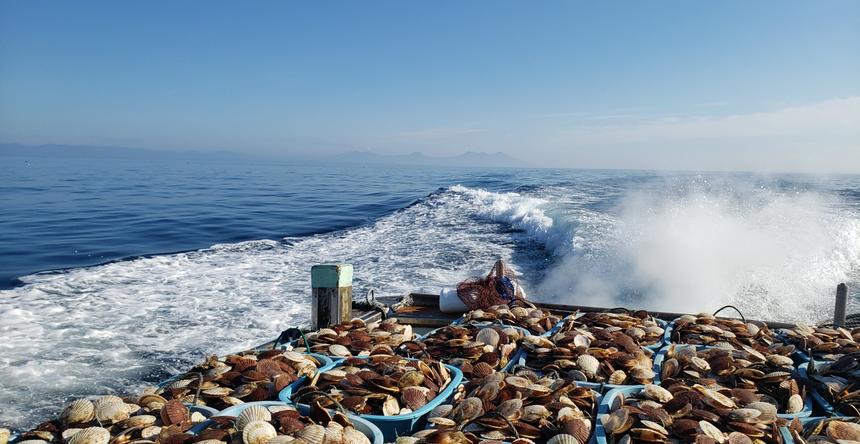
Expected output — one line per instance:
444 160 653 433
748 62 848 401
328 344 351 357
159 400 189 426
745 401 778 422
698 420 725 442
785 394 804 414
140 426 161 440
546 433 579 444
323 421 343 444
61 399 95 424
294 424 325 444
121 414 157 428
94 399 129 424
608 370 627 385
0 428 8 444
68 427 110 444
496 398 523 421
382 395 400 416
643 384 673 403
522 405 551 422
476 328 500 348
342 426 371 444
236 405 273 431
242 421 277 444
575 354 599 377
827 420 860 441
401 386 428 410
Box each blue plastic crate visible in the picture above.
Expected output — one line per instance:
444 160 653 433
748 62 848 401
193 401 383 444
279 358 464 442
796 364 848 418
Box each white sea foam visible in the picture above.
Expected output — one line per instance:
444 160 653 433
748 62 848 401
537 184 860 322
1 180 859 429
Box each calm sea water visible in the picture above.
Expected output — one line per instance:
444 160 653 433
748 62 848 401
1 155 859 429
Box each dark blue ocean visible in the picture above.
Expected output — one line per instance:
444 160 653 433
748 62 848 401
1 154 859 428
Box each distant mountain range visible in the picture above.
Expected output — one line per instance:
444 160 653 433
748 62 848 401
0 143 526 167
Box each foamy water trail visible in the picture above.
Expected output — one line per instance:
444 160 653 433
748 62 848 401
1 179 859 429
0 187 544 429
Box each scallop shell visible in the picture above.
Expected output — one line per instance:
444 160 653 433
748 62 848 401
382 395 400 416
94 399 129 424
546 434 579 444
745 401 777 422
827 420 860 441
476 328 500 348
726 432 753 444
61 399 95 424
323 421 343 444
242 421 277 444
159 400 189 426
698 420 725 442
342 426 370 444
0 428 9 444
522 404 551 422
496 398 523 421
236 405 273 431
121 414 157 428
643 384 673 403
785 394 803 414
401 386 428 410
294 424 325 444
138 394 168 410
68 427 110 444
608 370 627 385
140 426 161 440
428 404 452 419
266 437 296 444
61 428 81 441
328 344 351 357
575 354 599 377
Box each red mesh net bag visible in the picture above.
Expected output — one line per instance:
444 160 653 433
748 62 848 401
456 260 525 310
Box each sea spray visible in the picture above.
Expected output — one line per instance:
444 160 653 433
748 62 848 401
537 184 860 322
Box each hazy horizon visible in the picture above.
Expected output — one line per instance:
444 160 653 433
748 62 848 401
1 1 859 173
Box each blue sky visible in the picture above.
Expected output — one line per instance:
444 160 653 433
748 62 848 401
1 1 858 171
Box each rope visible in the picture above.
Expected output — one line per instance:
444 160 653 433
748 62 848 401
353 288 388 320
292 390 350 415
712 305 746 323
192 372 204 406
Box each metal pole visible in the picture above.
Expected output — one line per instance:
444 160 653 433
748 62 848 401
311 264 353 330
834 283 848 328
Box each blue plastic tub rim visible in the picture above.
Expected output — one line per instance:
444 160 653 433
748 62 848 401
194 401 384 444
278 357 465 423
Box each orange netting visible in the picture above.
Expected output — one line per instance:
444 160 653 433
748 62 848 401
456 260 525 310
